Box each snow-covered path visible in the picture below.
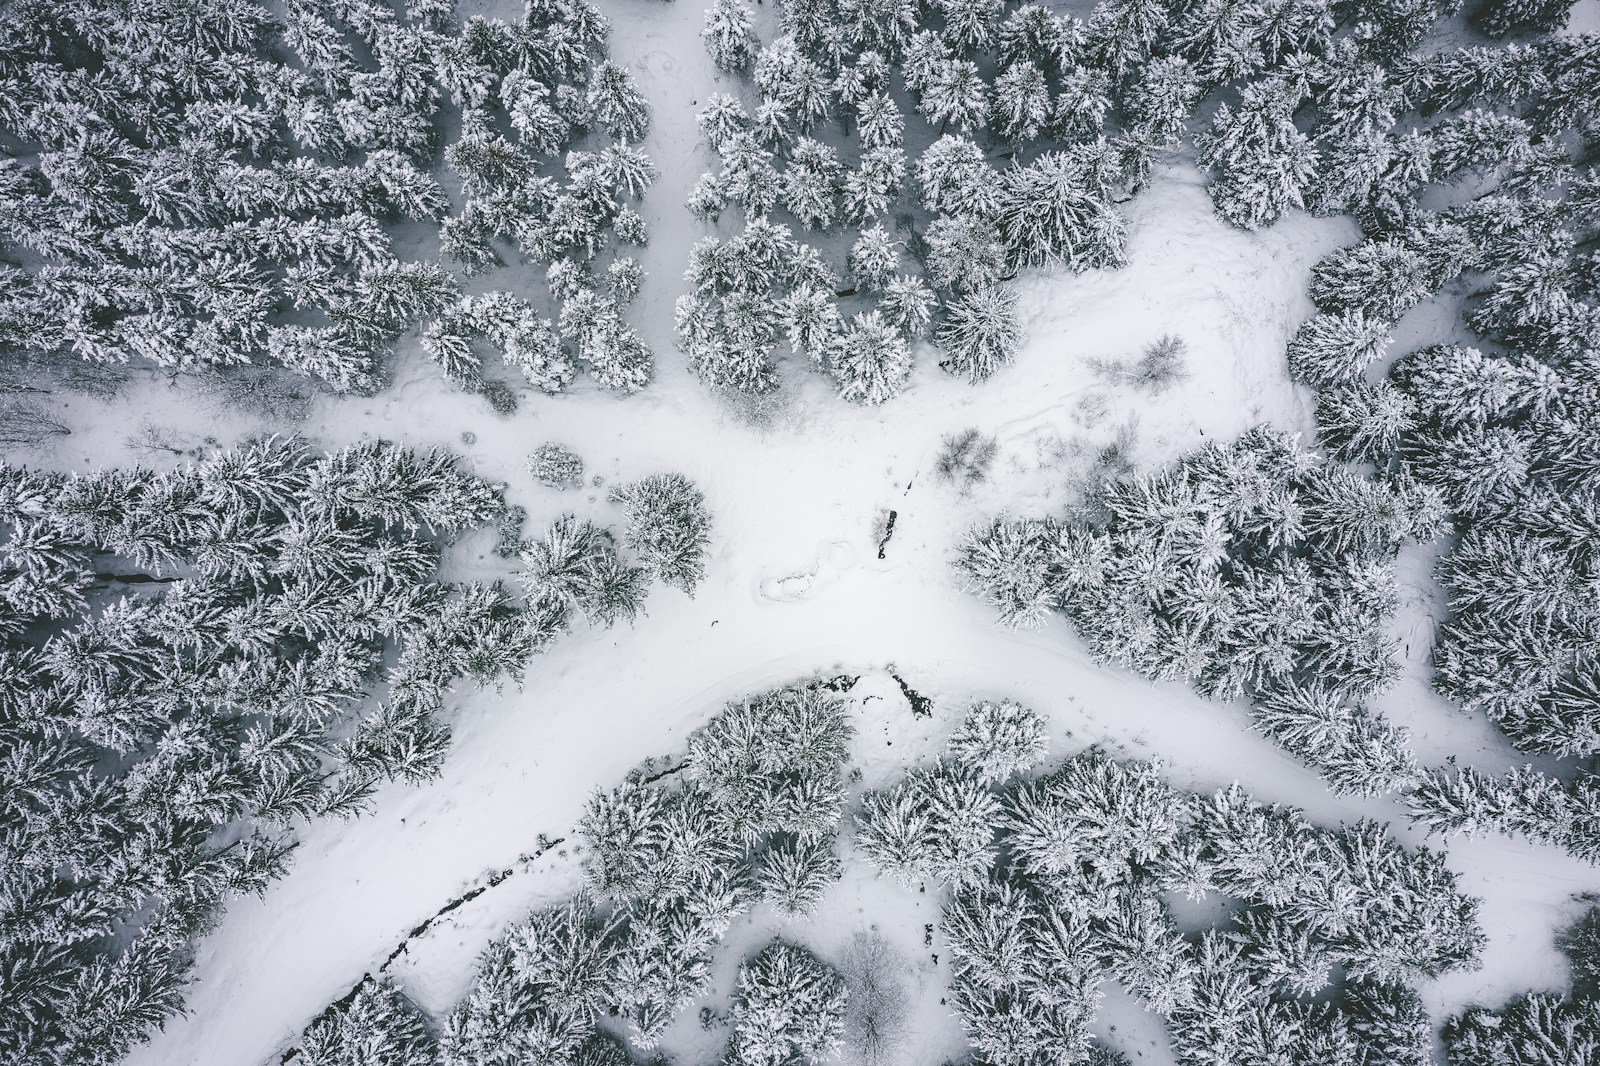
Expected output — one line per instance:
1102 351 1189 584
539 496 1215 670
42 2 1592 1061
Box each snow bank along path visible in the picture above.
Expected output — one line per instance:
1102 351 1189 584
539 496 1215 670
40 2 1588 1062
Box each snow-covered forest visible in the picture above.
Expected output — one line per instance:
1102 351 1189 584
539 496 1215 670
2 0 1600 1064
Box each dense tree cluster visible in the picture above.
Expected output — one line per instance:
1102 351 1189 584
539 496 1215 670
683 0 1595 400
0 0 656 400
956 428 1430 795
683 0 1182 399
0 436 561 1064
858 724 1483 1066
282 681 1494 1066
1265 16 1600 862
572 682 853 1048
283 681 855 1066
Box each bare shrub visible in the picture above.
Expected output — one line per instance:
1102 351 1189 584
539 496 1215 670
839 931 908 1066
0 395 69 450
936 428 998 493
203 365 314 420
1090 334 1189 395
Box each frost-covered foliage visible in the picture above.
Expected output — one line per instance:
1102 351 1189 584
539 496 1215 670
856 760 1000 887
680 0 1154 400
519 514 647 627
726 941 848 1066
443 897 623 1065
937 285 1022 383
947 699 1048 782
1259 15 1600 866
295 976 436 1066
1091 334 1190 395
610 473 714 595
289 682 1482 1066
0 437 565 1064
956 428 1428 795
857 732 1482 1066
573 682 854 1046
0 0 655 397
1407 764 1600 863
530 442 587 489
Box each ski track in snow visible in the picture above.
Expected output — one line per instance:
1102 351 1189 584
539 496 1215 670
15 1 1588 1062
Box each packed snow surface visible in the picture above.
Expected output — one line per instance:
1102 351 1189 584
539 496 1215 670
30 1 1588 1062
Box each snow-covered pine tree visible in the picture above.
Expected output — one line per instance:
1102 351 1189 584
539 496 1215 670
994 147 1127 269
1316 379 1415 465
917 59 991 133
727 942 848 1066
1285 310 1393 387
609 473 714 596
992 61 1052 144
703 0 761 73
916 135 999 218
297 976 436 1066
785 139 844 232
955 517 1057 627
587 62 651 141
829 311 914 405
937 284 1022 382
757 834 843 917
520 514 648 626
924 215 1008 292
848 226 899 292
948 699 1048 782
1197 81 1319 230
686 683 853 843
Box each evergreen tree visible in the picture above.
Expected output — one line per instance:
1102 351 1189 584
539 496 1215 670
587 62 651 141
757 835 843 918
519 514 648 627
727 942 848 1066
1475 0 1576 37
704 0 761 73
1285 310 1393 387
924 215 1007 293
297 976 437 1066
948 700 1048 783
830 312 914 406
1316 379 1414 465
937 285 1022 383
609 474 714 596
994 148 1126 270
848 227 899 292
1198 82 1319 230
918 60 991 133
784 139 844 232
916 135 999 219
992 62 1053 145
